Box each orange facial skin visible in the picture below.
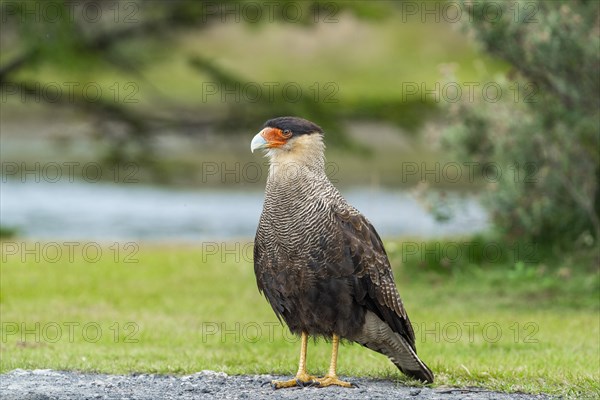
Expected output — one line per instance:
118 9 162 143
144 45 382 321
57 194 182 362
260 127 293 148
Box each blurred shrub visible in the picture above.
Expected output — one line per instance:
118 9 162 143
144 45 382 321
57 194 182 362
0 226 18 239
443 0 599 252
394 235 543 275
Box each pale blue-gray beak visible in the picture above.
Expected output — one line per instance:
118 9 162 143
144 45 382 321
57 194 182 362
250 131 269 153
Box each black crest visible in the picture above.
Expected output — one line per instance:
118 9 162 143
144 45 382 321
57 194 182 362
263 116 323 136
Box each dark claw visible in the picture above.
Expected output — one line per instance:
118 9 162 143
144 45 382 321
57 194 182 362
296 379 320 388
351 382 360 388
261 381 271 388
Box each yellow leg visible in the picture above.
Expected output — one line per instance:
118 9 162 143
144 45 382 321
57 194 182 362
315 334 354 388
271 332 318 389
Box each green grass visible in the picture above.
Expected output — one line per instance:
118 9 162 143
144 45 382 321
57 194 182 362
0 240 598 398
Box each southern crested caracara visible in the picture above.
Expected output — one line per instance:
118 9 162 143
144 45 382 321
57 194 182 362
251 116 434 389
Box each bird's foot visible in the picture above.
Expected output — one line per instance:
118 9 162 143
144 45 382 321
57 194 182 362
314 374 354 388
271 373 319 389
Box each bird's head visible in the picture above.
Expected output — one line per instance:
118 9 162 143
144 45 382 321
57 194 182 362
251 117 325 166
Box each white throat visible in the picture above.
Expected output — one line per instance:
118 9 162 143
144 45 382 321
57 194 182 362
266 134 326 178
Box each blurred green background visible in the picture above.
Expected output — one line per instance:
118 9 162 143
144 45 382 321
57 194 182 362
1 0 506 186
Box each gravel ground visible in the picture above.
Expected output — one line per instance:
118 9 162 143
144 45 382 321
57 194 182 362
0 369 552 400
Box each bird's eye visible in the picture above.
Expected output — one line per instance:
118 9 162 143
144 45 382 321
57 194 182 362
283 129 292 137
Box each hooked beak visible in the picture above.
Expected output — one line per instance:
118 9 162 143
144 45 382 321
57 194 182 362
250 131 269 153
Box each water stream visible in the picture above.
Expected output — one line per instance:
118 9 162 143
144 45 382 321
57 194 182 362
1 180 488 241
